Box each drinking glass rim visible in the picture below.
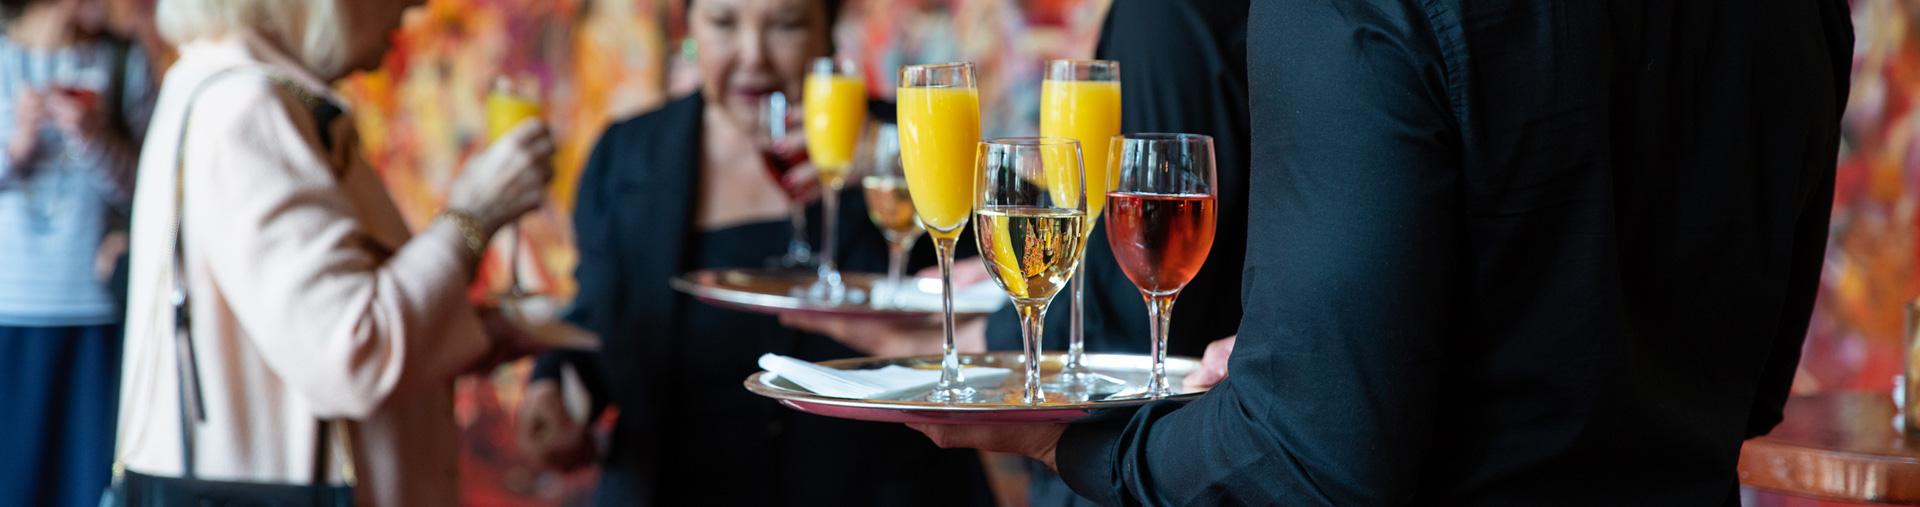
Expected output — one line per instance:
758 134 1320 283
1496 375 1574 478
901 62 973 71
1114 133 1213 143
1044 59 1120 81
982 136 1081 147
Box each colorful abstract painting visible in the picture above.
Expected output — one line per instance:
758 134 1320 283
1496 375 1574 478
1792 0 1920 399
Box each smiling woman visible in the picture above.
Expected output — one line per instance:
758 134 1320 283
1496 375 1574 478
511 0 997 503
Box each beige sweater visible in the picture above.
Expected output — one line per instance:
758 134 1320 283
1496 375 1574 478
115 32 487 507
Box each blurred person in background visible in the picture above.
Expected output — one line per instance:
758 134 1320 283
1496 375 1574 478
0 0 154 504
112 0 555 505
513 0 992 505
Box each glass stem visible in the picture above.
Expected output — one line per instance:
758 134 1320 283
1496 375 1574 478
1067 267 1087 375
1017 301 1049 405
817 182 840 293
820 182 840 279
932 237 970 401
788 201 810 264
1145 293 1178 397
885 243 908 308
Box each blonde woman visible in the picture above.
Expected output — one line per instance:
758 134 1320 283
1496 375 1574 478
113 0 553 505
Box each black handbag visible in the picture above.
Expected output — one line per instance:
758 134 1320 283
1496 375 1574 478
100 68 356 507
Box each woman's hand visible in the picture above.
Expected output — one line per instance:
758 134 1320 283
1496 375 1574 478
45 88 108 147
517 378 597 472
780 311 987 357
468 307 547 374
6 89 46 167
778 257 994 356
447 120 555 235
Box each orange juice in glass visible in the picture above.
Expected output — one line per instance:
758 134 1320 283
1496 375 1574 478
897 62 980 402
487 77 542 143
485 75 542 296
1039 59 1121 394
802 58 867 301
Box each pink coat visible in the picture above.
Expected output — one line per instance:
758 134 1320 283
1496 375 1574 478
115 32 486 507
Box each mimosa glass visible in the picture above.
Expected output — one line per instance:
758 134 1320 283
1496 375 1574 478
856 122 923 308
898 62 980 402
1107 134 1218 398
1040 60 1121 392
804 58 867 301
974 138 1089 405
487 75 542 297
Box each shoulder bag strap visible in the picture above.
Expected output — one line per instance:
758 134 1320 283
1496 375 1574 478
165 67 349 486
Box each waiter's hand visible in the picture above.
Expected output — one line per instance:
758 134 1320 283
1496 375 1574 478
1183 335 1237 390
908 423 1067 471
517 378 596 471
778 257 992 356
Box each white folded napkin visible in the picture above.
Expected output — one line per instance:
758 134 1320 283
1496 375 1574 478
758 353 1011 400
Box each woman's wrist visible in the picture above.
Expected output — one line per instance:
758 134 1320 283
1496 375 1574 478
438 208 489 259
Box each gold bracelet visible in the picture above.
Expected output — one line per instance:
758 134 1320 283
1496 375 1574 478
438 209 486 255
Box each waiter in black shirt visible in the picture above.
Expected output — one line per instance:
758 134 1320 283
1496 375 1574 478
913 1 1853 505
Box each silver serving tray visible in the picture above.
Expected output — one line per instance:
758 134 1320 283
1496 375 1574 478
671 268 1003 321
745 352 1207 424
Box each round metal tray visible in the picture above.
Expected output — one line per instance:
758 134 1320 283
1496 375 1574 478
745 352 1207 424
671 268 1004 320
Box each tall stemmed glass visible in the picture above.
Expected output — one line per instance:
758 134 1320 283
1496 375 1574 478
974 138 1089 405
898 63 981 402
1107 134 1217 398
857 122 924 308
486 75 543 297
1039 60 1121 392
804 58 867 300
757 92 815 269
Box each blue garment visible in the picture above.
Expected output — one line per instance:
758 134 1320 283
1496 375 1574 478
0 36 153 326
0 324 122 507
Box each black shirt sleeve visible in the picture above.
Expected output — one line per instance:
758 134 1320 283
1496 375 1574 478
1055 0 1462 504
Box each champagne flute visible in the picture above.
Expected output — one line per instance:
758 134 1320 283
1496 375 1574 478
898 62 981 402
756 91 816 269
857 122 923 308
1107 134 1218 398
1039 59 1121 392
486 75 543 297
803 58 867 301
974 138 1089 405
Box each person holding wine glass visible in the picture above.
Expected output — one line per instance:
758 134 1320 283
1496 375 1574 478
514 0 992 505
0 0 156 503
907 0 1852 505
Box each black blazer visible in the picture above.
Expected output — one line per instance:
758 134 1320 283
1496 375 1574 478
538 94 989 507
1054 0 1852 505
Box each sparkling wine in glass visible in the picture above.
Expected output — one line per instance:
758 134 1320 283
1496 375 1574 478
1107 134 1217 398
974 138 1089 405
1039 59 1121 393
898 62 981 402
757 91 816 269
804 58 867 301
857 122 924 308
487 75 543 297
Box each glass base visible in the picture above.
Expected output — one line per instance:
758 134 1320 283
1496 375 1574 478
924 386 979 403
